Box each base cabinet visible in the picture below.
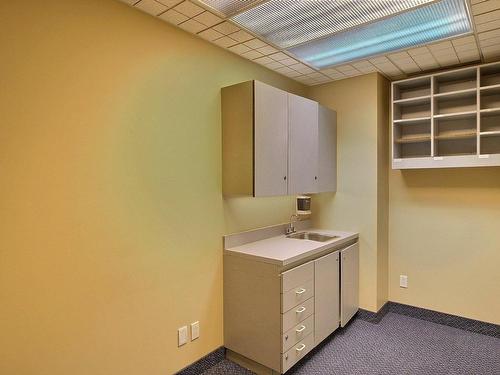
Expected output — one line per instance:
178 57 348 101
224 241 359 374
341 242 360 326
314 251 340 345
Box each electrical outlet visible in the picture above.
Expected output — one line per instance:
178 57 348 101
400 275 408 288
178 326 188 347
191 321 199 341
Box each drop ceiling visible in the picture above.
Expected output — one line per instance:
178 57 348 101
119 0 500 86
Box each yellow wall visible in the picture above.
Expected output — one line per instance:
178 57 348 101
0 1 303 374
307 73 390 312
389 168 500 324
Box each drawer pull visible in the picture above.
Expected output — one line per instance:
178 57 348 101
295 288 306 295
296 325 306 333
295 306 306 314
296 343 306 352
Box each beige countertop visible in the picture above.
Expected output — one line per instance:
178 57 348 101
224 228 358 266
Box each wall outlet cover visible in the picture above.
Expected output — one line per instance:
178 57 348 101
178 326 188 347
400 275 408 288
191 321 200 341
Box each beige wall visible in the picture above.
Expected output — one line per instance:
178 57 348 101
389 168 500 324
307 73 390 312
0 1 303 374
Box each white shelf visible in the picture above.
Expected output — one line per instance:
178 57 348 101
434 88 477 99
393 95 431 105
480 131 500 138
392 61 500 169
393 116 431 125
435 130 477 140
480 84 500 92
433 111 476 120
480 108 500 115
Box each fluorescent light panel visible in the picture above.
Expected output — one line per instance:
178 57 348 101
197 0 261 16
288 0 472 69
232 0 435 49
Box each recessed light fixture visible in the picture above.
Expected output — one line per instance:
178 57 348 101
232 0 435 49
287 0 472 69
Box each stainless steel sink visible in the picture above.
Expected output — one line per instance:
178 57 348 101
286 232 339 242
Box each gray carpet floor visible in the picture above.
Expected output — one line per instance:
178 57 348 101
202 312 500 375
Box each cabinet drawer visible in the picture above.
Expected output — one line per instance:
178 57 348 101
282 332 314 373
282 315 314 353
282 279 314 313
281 261 314 293
282 297 314 332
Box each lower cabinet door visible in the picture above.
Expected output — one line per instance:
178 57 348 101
341 242 359 327
314 251 340 345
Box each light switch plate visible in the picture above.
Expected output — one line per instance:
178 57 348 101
400 275 408 288
191 321 200 341
178 326 188 346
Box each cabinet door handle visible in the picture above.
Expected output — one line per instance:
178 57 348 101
296 344 306 352
295 288 306 295
296 325 306 333
295 306 306 314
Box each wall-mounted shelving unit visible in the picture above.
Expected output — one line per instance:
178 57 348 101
392 61 500 169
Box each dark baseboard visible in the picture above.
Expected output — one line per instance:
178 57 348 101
178 303 499 374
358 301 500 338
176 347 225 375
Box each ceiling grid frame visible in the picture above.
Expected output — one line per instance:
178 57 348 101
121 0 500 85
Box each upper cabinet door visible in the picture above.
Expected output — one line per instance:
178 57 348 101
254 81 289 197
288 94 319 195
318 105 337 193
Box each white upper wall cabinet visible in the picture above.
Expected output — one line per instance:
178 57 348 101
392 61 500 169
288 94 319 195
254 81 289 196
222 81 337 196
318 105 337 193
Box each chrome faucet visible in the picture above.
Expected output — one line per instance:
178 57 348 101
286 214 300 235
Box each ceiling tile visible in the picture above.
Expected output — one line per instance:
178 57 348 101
174 1 205 17
159 9 189 24
482 44 500 56
452 35 476 46
280 57 299 66
178 19 207 33
241 50 264 60
474 9 500 25
480 37 500 47
228 43 252 54
428 40 453 51
253 56 274 65
453 42 479 52
408 46 431 56
198 28 224 41
269 52 291 61
476 18 500 33
212 36 238 47
134 0 168 16
388 51 412 61
229 30 254 42
212 21 240 35
369 56 390 64
243 39 267 49
472 0 500 15
256 45 279 55
194 11 223 27
478 29 500 40
156 0 183 6
264 60 284 69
